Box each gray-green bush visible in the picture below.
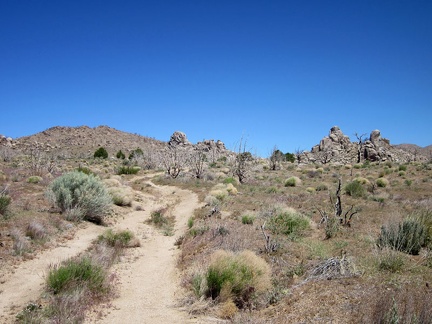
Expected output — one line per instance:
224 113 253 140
45 171 112 224
377 218 426 255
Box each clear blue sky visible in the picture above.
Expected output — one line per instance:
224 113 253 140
1 1 431 156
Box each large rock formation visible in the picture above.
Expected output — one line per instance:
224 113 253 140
304 126 418 164
168 131 191 146
168 131 227 152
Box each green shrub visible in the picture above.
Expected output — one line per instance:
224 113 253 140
0 193 11 217
316 183 328 191
149 209 168 227
241 214 255 225
377 249 405 272
223 177 236 184
399 164 407 171
116 150 126 159
94 147 108 159
97 229 135 248
404 179 413 187
128 148 143 160
204 250 271 307
285 152 295 163
376 177 389 188
266 186 278 194
47 257 107 294
268 210 310 239
378 218 426 255
187 217 194 229
362 160 371 168
116 166 140 175
27 176 42 184
189 226 209 237
344 180 366 198
285 176 301 187
77 165 94 175
45 171 112 224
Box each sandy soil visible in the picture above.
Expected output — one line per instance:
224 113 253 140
0 178 209 323
85 181 205 323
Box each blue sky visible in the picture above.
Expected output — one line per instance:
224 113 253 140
1 1 431 157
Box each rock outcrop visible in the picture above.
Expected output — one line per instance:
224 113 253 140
168 131 191 147
0 135 14 147
196 139 226 152
304 126 419 164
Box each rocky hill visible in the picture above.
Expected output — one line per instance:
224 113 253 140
0 126 229 160
0 126 165 158
303 126 429 164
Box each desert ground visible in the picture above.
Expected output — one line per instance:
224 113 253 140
1 126 431 323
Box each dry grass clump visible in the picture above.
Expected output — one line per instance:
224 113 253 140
107 186 134 206
97 228 140 248
104 178 134 206
376 177 389 187
191 250 271 311
285 176 302 187
353 176 370 185
209 183 238 201
26 221 48 241
10 228 30 255
218 300 238 319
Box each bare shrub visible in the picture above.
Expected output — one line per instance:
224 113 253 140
160 145 189 178
307 254 359 280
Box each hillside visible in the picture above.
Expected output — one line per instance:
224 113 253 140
395 143 432 159
3 125 165 158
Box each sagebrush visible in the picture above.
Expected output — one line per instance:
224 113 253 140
45 171 112 223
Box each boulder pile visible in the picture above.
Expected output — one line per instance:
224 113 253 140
304 126 418 164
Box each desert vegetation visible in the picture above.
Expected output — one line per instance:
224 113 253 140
0 126 431 323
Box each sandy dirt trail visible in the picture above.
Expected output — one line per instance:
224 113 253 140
85 182 203 323
0 178 207 323
0 223 106 322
